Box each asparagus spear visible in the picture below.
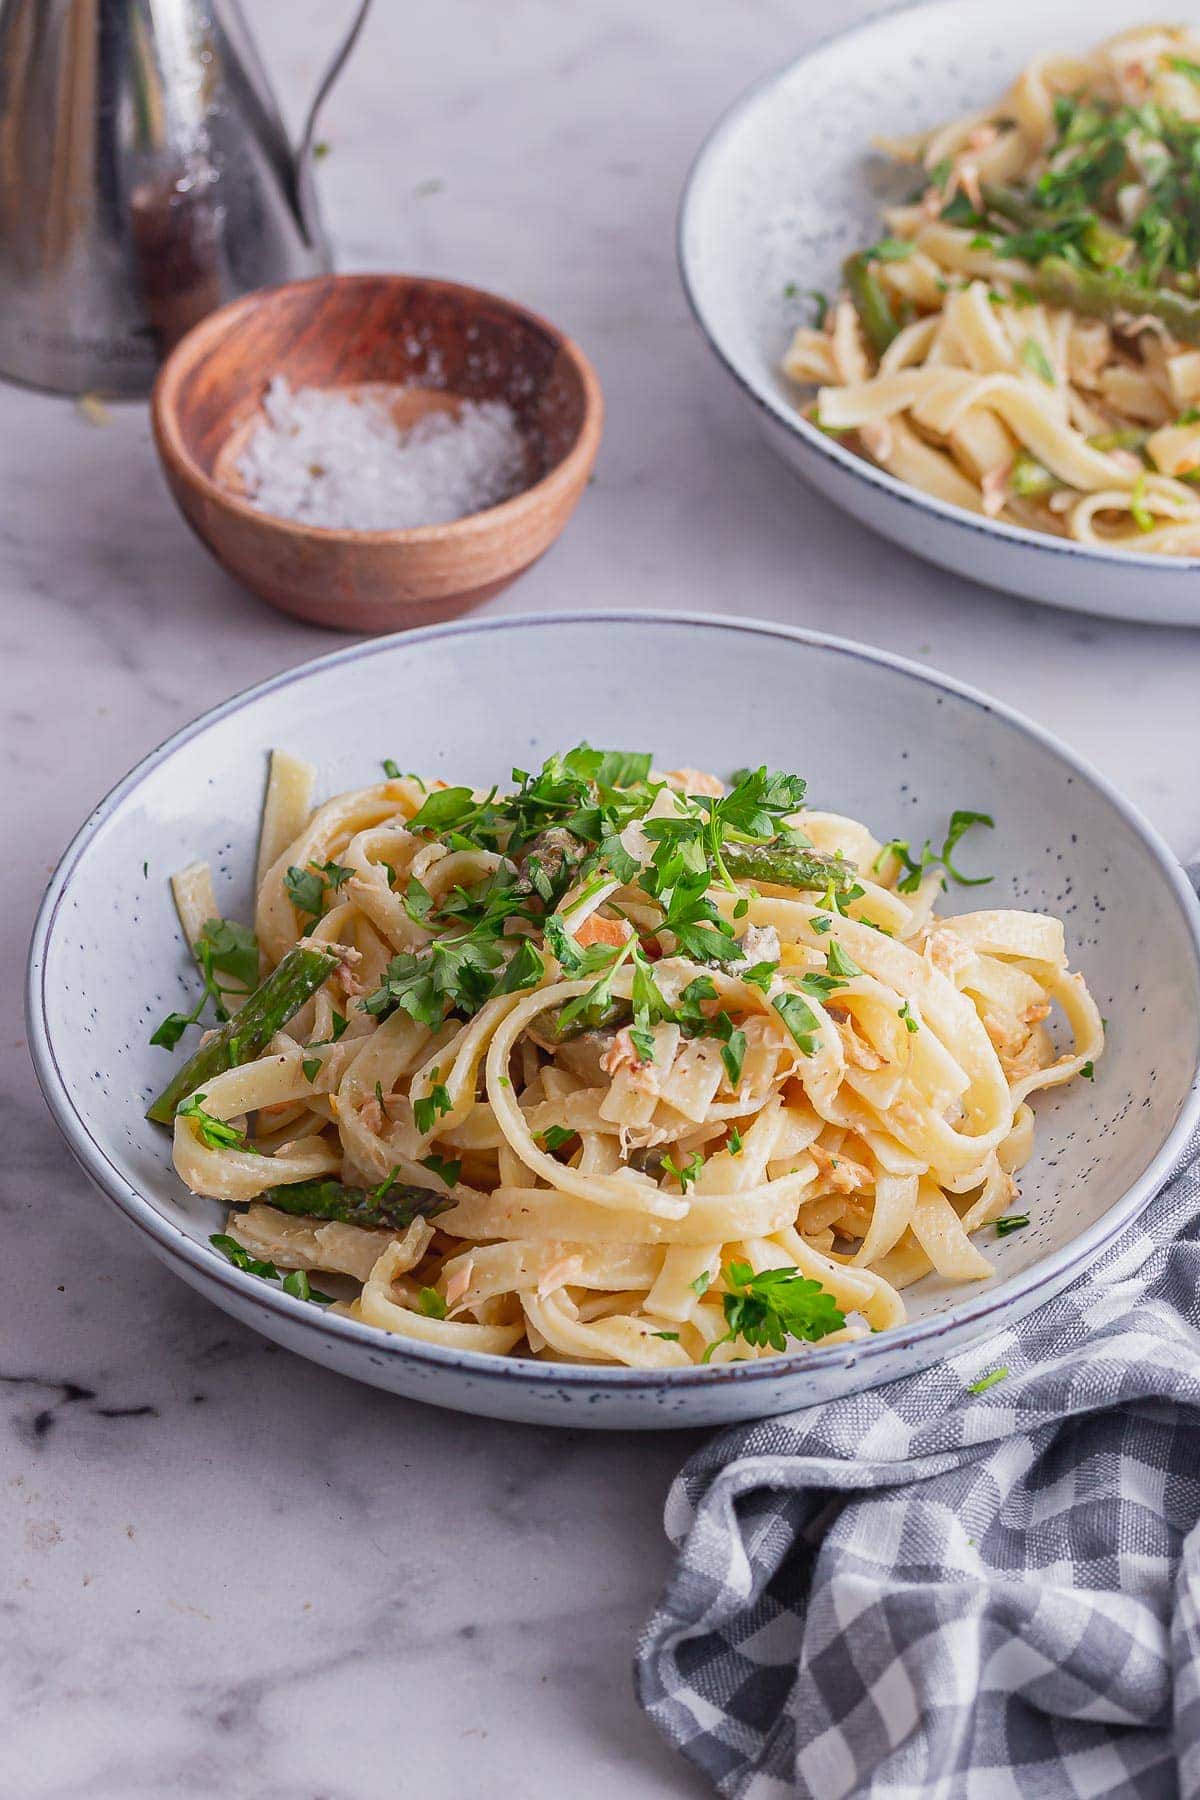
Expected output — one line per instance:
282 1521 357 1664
977 185 1131 268
1025 256 1200 346
254 1177 455 1232
722 841 857 893
843 254 900 356
147 945 337 1125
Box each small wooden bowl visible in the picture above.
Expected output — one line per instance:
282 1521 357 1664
151 274 604 631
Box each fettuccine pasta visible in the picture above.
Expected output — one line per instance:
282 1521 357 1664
784 24 1200 554
148 747 1101 1368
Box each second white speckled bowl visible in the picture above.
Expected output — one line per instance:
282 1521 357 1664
27 613 1200 1426
679 0 1200 624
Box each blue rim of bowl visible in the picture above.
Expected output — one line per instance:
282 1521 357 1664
676 0 1200 579
26 608 1200 1389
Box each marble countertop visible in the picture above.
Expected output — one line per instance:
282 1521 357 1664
7 2 1200 1795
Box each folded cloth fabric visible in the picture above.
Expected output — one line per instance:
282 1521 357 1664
635 1128 1200 1799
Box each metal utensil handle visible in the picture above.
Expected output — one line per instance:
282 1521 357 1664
296 0 373 169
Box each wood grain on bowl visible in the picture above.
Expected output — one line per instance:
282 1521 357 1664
151 274 603 631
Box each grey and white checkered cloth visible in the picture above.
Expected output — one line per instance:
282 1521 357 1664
635 1131 1200 1798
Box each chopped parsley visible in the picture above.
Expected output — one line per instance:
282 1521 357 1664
539 1125 579 1153
178 1093 254 1152
773 991 822 1055
417 1287 448 1319
302 1056 321 1083
702 1260 845 1361
420 1152 462 1188
1019 338 1055 385
877 810 994 893
967 1366 1009 1395
150 916 259 1048
663 1150 704 1194
413 1076 453 1134
727 1126 743 1156
995 1213 1030 1236
210 1235 332 1304
1080 1060 1095 1080
898 1001 919 1034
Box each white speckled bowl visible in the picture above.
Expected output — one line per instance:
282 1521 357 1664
679 0 1200 625
27 613 1200 1427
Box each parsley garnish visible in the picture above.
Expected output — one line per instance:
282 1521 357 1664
281 1270 334 1304
302 1056 321 1083
382 759 402 779
773 991 821 1055
1020 338 1055 385
701 1260 844 1360
663 1150 704 1193
1080 1060 1095 1080
539 1125 579 1153
150 916 259 1048
420 1152 461 1188
651 1330 680 1342
728 1126 743 1155
417 1287 448 1319
878 810 994 893
178 1094 253 1152
967 1366 1009 1395
898 1001 918 1034
210 1234 334 1302
995 1214 1029 1236
413 1076 452 1134
691 1270 712 1298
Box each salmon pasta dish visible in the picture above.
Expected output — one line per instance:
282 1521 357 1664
784 24 1200 554
146 746 1102 1368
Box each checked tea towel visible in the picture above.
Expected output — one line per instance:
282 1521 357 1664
636 1130 1200 1798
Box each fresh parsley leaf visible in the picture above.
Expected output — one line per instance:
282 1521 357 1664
728 1126 743 1155
773 991 821 1055
720 1028 747 1088
702 1260 845 1360
691 1270 712 1298
417 1286 448 1319
968 1366 1009 1395
740 960 777 992
178 1094 253 1152
302 1056 321 1083
539 1125 579 1153
403 876 435 925
898 1001 918 1034
1080 1060 1095 1080
825 939 863 980
1130 472 1154 532
995 1214 1030 1236
663 1150 704 1193
651 1330 680 1341
420 1152 461 1188
867 236 915 261
210 1234 277 1278
495 939 545 994
330 1011 349 1041
285 864 326 920
1020 338 1055 385
150 1011 193 1051
413 1077 453 1135
281 1269 334 1304
629 1025 657 1063
382 758 402 778
940 811 995 886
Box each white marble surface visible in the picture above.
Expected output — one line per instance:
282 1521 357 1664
7 2 1200 1795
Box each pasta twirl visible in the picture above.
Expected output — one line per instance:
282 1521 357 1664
149 748 1102 1368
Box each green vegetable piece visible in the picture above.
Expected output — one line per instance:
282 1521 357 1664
146 946 337 1125
702 1259 845 1361
1010 452 1056 499
844 253 900 356
1025 256 1200 348
722 841 857 893
256 1175 456 1232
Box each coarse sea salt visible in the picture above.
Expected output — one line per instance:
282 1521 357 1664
237 377 529 531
